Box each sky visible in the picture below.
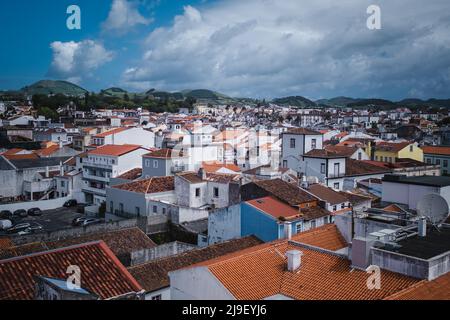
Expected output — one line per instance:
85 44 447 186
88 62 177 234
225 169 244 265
0 0 450 100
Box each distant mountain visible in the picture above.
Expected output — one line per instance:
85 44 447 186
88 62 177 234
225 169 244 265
100 87 128 98
271 96 317 108
316 97 361 107
21 80 87 96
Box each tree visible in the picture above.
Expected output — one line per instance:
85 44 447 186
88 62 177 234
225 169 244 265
37 107 58 120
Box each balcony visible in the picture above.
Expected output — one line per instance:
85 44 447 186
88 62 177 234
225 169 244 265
83 173 109 182
328 172 346 179
82 186 106 196
24 180 54 193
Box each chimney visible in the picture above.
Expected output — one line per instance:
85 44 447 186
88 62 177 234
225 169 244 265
284 222 293 240
418 217 427 237
45 166 49 178
286 250 303 272
198 168 207 180
60 161 64 176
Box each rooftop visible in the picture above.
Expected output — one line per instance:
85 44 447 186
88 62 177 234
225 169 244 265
345 159 392 177
88 144 143 157
0 241 142 300
382 174 450 187
144 148 186 159
116 168 143 180
93 127 130 138
113 176 175 194
305 184 349 205
422 146 450 156
246 197 302 221
128 236 262 293
284 128 322 136
303 149 347 159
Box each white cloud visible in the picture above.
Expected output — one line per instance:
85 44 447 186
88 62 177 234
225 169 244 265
102 0 152 35
122 0 450 99
49 40 114 81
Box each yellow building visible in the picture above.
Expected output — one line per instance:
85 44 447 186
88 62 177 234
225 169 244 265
374 142 423 163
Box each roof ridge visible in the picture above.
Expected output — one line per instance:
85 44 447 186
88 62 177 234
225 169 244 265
146 177 154 194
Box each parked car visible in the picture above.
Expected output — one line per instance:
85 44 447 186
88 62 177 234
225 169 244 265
18 225 43 235
72 217 87 227
81 218 103 227
0 210 13 220
7 223 31 234
13 209 28 218
0 219 12 231
27 208 42 216
64 200 78 208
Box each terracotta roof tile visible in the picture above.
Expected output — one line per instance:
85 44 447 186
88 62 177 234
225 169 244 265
200 240 419 300
284 128 322 135
422 146 450 156
113 176 175 194
385 272 450 300
94 127 130 138
202 161 241 173
291 224 347 251
116 168 142 180
305 184 349 205
253 179 317 206
128 236 262 293
0 241 142 300
304 149 346 158
144 148 185 159
346 159 392 176
246 197 302 221
89 144 143 157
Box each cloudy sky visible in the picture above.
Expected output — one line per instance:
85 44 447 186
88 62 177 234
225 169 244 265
1 0 450 100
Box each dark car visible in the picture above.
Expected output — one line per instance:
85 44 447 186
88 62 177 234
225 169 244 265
27 208 42 216
0 210 13 220
13 209 28 218
7 223 31 234
64 200 78 208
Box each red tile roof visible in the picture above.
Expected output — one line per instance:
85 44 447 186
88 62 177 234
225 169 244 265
284 128 322 135
385 272 450 300
375 141 411 153
246 197 302 221
291 224 348 251
194 239 419 300
346 159 392 176
0 241 143 300
144 148 185 159
422 146 450 156
116 168 143 180
306 184 349 205
202 161 241 173
88 144 143 157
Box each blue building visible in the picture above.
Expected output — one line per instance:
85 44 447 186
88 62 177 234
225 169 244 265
241 196 331 242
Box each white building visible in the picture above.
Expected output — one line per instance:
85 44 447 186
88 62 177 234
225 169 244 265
90 127 155 149
82 144 150 205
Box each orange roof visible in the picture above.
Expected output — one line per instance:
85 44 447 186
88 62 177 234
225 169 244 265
35 145 60 157
383 204 404 213
246 197 301 221
88 144 143 157
1 148 25 156
3 153 39 160
422 146 450 156
94 127 129 138
202 161 241 173
196 237 419 300
291 224 347 251
385 272 450 300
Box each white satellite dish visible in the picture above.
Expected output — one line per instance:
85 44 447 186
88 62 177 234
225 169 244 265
417 194 449 225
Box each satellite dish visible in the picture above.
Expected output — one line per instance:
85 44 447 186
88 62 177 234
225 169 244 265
417 194 449 225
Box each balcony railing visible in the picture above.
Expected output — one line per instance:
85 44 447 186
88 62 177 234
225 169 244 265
82 186 106 196
83 173 109 182
328 172 346 179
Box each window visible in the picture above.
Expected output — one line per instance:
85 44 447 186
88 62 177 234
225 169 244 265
426 158 432 164
153 160 159 168
334 163 340 176
444 160 448 168
358 152 362 160
119 203 124 213
436 159 441 165
153 206 158 214
296 223 302 234
375 156 378 161
110 201 113 212
152 294 162 300
311 220 316 229
60 181 65 188
290 138 296 148
410 145 414 152
320 163 326 174
341 203 345 209
111 159 115 164
311 139 317 150
333 205 337 211
162 208 166 215
145 160 150 167
195 188 201 197
283 160 288 168
135 207 140 216
214 187 219 198
334 182 340 190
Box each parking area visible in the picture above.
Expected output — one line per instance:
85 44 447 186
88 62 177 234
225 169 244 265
0 207 84 236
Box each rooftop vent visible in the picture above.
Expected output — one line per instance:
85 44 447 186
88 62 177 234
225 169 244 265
286 250 303 272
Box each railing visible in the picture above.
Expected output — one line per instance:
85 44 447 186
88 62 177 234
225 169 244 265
114 209 138 219
328 172 346 178
23 180 54 193
83 173 109 182
82 186 106 196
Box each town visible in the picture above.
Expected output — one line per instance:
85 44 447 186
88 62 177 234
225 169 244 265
0 81 449 300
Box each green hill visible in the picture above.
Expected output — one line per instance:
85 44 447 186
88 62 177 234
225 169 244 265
271 96 317 108
21 80 88 96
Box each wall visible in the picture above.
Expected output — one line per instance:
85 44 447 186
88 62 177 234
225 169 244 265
170 267 234 300
145 287 170 301
208 205 241 245
381 181 439 210
241 203 278 242
174 207 209 224
131 241 197 266
0 195 71 212
142 157 168 178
